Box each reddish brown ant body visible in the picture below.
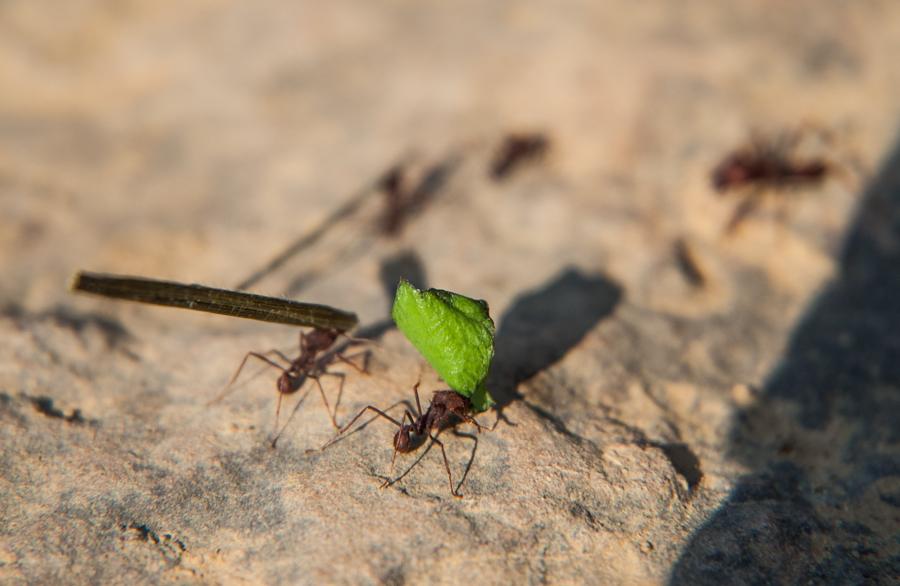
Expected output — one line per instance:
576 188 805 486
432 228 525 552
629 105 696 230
712 146 827 193
211 327 369 447
712 130 831 233
321 383 485 497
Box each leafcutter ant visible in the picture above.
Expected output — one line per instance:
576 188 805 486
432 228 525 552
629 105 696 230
490 132 550 180
210 327 369 447
711 130 831 234
320 383 485 497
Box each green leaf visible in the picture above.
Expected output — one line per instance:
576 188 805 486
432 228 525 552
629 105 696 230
391 280 495 411
469 382 495 413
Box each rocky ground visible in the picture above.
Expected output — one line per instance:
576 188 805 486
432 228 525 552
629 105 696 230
1 1 899 584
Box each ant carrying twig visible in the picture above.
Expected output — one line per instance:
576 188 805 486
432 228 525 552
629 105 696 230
711 128 833 234
320 383 486 497
209 327 370 447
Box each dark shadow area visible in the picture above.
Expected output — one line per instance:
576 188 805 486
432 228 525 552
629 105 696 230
487 268 622 410
355 249 427 340
234 171 382 291
3 303 134 352
238 154 459 296
406 156 459 213
281 157 457 298
381 156 461 237
672 135 900 583
283 235 376 298
654 442 703 493
23 394 97 426
379 249 428 296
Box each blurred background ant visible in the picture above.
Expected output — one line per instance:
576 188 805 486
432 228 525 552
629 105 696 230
711 126 843 234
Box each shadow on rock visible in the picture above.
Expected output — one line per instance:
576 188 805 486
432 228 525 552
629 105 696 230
671 134 900 583
356 249 428 340
487 268 622 410
3 303 134 355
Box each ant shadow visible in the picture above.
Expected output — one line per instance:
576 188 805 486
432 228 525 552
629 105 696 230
381 155 462 237
671 133 900 583
234 155 459 296
487 268 623 419
283 158 458 297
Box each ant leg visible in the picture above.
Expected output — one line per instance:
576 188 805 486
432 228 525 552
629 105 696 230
463 414 488 433
271 372 311 444
312 375 339 429
318 372 347 427
207 350 291 406
273 391 285 441
269 349 294 364
383 431 460 498
335 350 370 374
381 436 435 491
724 193 762 236
270 387 314 448
412 382 423 417
337 332 381 347
318 406 403 451
431 434 460 497
452 429 478 495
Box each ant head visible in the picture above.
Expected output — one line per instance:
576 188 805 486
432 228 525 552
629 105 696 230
277 371 302 395
393 424 426 453
393 425 414 453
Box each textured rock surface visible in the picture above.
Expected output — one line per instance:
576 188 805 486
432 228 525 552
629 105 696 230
2 1 899 584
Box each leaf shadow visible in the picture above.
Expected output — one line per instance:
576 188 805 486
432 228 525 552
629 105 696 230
487 268 623 413
356 249 428 340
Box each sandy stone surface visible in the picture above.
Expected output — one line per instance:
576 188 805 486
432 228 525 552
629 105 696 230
2 1 899 584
